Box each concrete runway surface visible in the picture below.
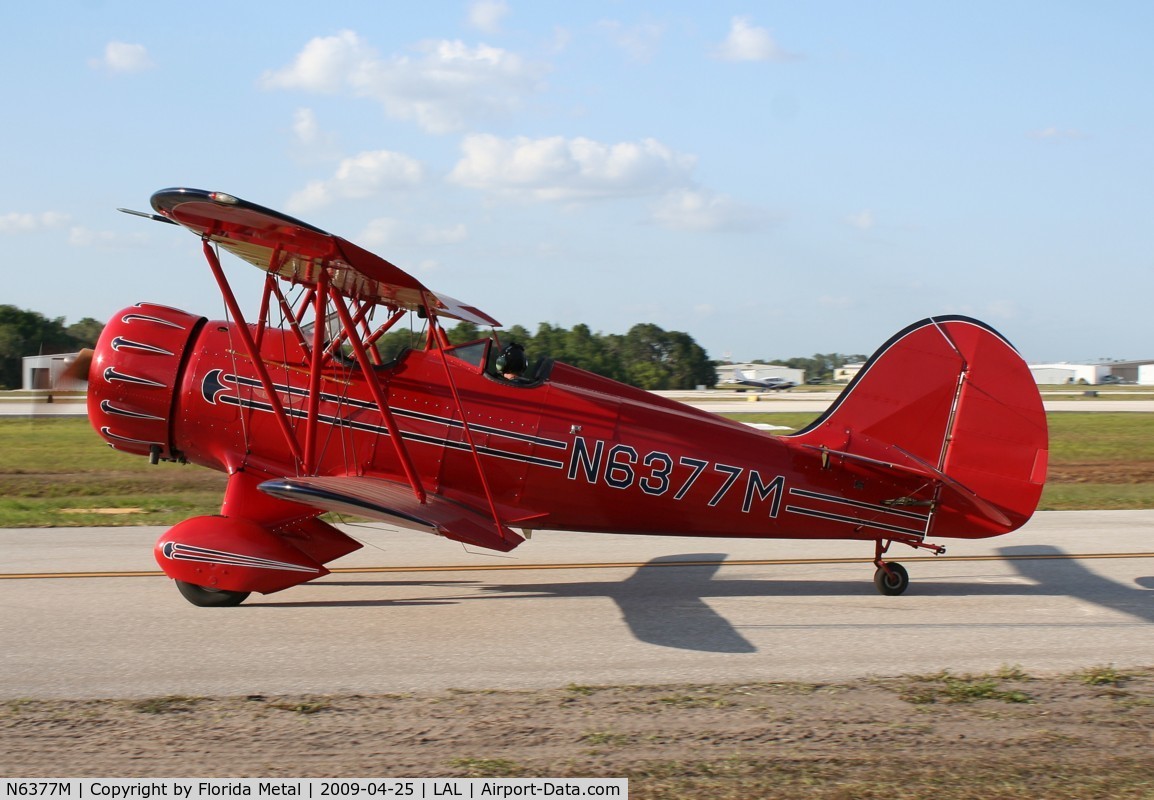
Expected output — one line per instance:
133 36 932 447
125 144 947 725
2 510 1153 699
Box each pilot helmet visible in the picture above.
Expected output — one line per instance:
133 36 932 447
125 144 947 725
496 343 527 376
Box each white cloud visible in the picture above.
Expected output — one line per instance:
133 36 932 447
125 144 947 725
68 227 149 248
293 108 321 144
287 150 424 212
90 41 154 73
260 30 375 93
817 295 855 310
982 299 1018 319
448 134 696 202
0 211 70 233
547 26 572 55
714 17 793 62
598 19 666 62
468 0 509 33
650 189 769 232
262 30 544 134
942 300 1017 321
1028 127 1088 141
846 210 875 231
359 218 468 248
288 108 342 163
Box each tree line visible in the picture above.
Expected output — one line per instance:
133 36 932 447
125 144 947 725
1 304 862 391
0 305 719 392
379 320 719 391
0 306 104 389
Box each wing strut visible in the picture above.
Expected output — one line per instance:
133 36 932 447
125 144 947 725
303 266 330 472
267 280 313 355
329 291 426 503
202 239 305 468
429 310 513 545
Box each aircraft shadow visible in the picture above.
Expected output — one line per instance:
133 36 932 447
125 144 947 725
245 579 480 608
251 548 1154 653
998 544 1154 624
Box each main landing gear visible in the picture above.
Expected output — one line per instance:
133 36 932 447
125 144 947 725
872 538 945 596
175 580 251 607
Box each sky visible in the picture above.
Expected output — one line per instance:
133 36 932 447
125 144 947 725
2 1 1152 364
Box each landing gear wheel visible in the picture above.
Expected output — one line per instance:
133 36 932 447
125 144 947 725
873 562 909 596
175 580 251 607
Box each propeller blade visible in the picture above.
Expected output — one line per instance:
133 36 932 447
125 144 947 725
57 348 94 388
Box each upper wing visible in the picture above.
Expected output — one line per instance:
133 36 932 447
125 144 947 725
149 187 499 327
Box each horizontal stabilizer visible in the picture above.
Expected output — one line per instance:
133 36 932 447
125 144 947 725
801 439 1012 529
258 475 525 553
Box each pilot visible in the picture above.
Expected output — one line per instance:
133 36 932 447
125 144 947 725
495 342 528 381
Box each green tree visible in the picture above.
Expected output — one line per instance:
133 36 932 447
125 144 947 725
444 321 481 345
359 316 716 391
502 324 533 348
610 323 716 390
0 306 102 389
65 318 105 348
563 322 621 380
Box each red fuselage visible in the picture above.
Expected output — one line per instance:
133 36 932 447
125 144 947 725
88 303 1030 551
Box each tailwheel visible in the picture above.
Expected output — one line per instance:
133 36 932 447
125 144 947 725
873 562 909 596
175 580 251 607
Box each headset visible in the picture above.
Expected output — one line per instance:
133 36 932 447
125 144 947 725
495 342 527 376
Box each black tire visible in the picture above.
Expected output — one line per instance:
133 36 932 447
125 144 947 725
175 580 251 607
873 562 910 596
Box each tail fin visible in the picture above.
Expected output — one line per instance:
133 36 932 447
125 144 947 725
788 316 1048 538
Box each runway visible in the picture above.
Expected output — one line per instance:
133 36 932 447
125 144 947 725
2 510 1153 699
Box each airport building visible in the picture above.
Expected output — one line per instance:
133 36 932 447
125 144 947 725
833 363 864 383
1028 363 1108 385
1028 361 1154 386
1104 360 1154 385
21 353 86 391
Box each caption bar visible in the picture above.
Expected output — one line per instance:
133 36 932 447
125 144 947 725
2 780 627 800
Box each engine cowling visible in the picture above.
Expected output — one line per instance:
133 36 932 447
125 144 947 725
87 303 205 462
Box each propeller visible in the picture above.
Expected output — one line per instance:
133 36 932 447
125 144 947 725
57 348 95 390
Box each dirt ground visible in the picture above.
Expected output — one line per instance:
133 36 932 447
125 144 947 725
3 669 1153 799
1047 462 1154 484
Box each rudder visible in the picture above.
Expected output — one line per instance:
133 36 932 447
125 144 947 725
788 316 1048 538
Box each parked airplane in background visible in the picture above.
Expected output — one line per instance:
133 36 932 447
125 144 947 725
80 188 1048 606
725 369 797 391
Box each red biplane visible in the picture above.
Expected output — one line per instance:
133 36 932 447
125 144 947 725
88 188 1048 606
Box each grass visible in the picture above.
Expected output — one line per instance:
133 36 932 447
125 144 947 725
448 757 524 777
729 411 1154 511
0 408 1151 528
267 700 333 714
1037 483 1154 510
1047 412 1154 461
130 695 202 714
581 731 633 746
0 417 225 527
1076 665 1131 688
656 692 732 709
897 670 1034 705
729 409 1154 460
